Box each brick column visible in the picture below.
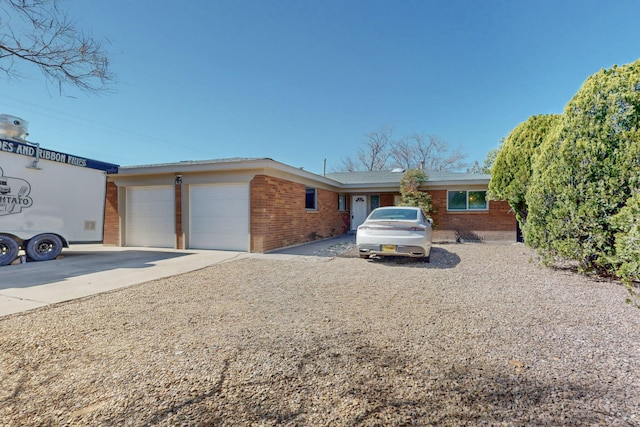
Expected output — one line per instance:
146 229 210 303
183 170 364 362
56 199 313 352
102 181 120 245
175 178 184 249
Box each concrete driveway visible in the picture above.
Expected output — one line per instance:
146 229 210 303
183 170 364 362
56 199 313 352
0 235 355 318
0 245 245 317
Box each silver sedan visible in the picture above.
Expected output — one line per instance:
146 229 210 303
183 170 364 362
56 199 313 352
356 206 432 262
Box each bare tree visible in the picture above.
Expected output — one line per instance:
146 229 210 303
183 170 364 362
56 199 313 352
336 128 468 172
430 146 467 171
336 127 393 171
357 128 392 171
408 133 467 172
387 137 414 170
407 133 438 169
338 156 359 173
0 0 115 93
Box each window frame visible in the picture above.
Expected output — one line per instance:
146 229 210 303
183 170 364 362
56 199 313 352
338 194 347 212
305 186 317 210
446 190 488 212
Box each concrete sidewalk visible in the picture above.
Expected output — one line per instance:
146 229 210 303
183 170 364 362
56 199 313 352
0 245 245 317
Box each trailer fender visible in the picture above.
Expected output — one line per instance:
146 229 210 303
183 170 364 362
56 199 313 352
0 235 19 266
25 233 64 262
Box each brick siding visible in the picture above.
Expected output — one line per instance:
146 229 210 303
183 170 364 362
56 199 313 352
380 193 395 206
356 190 517 242
175 182 183 249
250 175 349 252
102 181 119 245
429 189 516 241
103 175 516 251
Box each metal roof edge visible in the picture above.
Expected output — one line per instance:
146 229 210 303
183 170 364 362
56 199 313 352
329 177 490 189
115 157 344 187
115 159 488 188
427 178 490 186
118 157 268 173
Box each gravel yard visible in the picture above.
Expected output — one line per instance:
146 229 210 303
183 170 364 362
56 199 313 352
1 242 639 426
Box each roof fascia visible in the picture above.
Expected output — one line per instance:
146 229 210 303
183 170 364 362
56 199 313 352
114 159 488 190
115 158 344 188
336 178 489 193
427 178 490 187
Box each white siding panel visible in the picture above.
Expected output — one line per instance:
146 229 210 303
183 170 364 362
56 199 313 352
126 186 174 247
189 184 249 251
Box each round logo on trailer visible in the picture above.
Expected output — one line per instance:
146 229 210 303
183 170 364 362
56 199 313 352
0 166 33 215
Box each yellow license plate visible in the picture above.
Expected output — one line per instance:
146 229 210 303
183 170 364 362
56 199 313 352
381 244 397 252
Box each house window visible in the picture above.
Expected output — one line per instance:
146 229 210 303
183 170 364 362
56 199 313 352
305 187 317 210
338 194 347 211
447 190 488 211
370 195 380 211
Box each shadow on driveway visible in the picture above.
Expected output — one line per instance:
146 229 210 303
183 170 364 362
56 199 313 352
357 246 462 269
1 249 194 289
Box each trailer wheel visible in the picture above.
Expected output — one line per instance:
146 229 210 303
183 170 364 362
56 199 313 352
0 236 19 266
26 234 63 262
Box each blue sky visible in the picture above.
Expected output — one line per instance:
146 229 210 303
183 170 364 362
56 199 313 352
1 0 639 174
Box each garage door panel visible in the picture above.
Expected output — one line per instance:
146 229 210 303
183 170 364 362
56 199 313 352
189 184 248 251
126 186 174 248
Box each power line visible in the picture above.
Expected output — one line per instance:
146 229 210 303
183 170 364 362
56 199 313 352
0 95 215 162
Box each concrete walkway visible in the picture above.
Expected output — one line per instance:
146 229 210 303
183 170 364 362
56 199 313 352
0 245 246 317
268 234 355 256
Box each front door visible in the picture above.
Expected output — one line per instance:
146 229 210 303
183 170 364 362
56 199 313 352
351 195 368 231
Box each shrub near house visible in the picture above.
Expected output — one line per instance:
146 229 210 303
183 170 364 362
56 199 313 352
493 58 640 303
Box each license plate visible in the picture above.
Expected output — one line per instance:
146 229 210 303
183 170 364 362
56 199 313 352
381 244 397 252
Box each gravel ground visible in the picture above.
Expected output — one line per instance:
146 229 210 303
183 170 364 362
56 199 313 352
1 242 639 426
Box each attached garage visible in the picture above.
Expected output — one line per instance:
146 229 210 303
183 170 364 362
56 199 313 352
188 183 249 251
125 186 175 247
105 158 350 253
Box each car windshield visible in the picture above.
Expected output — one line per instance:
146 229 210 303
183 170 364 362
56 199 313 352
368 208 418 220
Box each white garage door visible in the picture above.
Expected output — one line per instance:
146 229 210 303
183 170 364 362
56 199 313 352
126 186 175 247
189 183 249 251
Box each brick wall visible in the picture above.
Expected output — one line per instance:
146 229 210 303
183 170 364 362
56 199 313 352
103 181 119 245
250 175 349 253
380 193 396 206
103 176 516 250
175 182 183 249
357 190 516 242
429 189 516 241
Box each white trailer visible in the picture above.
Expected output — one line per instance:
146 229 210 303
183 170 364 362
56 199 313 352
0 115 118 266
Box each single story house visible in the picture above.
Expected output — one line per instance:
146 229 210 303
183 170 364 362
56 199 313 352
103 158 516 252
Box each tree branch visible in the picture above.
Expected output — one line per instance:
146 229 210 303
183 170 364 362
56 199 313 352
0 0 115 94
